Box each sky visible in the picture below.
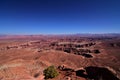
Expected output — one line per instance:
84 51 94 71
0 0 120 34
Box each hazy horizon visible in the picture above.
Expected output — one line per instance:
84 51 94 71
0 33 120 36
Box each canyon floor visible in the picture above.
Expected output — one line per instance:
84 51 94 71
0 35 120 80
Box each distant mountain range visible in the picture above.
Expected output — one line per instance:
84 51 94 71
0 33 120 39
74 33 120 37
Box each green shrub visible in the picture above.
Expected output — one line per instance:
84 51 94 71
43 65 59 79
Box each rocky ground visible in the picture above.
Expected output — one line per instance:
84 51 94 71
0 35 120 80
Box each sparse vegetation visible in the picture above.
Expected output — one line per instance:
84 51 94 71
43 65 59 79
0 36 120 80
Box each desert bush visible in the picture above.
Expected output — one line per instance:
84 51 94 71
43 65 59 79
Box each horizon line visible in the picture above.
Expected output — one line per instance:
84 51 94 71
0 33 120 35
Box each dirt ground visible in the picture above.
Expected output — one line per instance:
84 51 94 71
0 35 120 80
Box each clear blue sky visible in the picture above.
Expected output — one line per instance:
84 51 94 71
0 0 120 34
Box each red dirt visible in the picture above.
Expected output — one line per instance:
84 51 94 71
0 35 120 80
